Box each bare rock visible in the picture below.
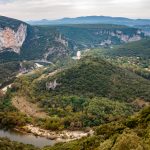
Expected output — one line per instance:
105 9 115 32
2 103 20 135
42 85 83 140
0 23 27 54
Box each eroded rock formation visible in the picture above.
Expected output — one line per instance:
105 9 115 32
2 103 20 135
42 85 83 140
0 23 27 54
95 29 143 45
46 79 60 90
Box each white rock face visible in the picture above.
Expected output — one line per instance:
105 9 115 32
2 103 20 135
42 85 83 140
0 23 27 54
119 34 142 43
46 79 60 90
112 31 142 43
95 30 143 44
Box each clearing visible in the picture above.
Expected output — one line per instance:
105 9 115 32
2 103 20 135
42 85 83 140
12 96 48 118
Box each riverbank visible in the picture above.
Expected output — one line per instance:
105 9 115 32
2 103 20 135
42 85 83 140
16 124 94 143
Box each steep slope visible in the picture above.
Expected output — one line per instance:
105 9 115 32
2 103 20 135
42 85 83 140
0 106 149 150
40 56 150 101
0 16 70 62
20 26 69 61
11 56 150 128
0 16 146 63
44 106 150 150
83 38 150 81
56 24 144 48
0 16 27 31
106 38 150 58
0 16 28 54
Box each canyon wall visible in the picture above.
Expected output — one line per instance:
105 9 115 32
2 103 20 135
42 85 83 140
0 24 27 54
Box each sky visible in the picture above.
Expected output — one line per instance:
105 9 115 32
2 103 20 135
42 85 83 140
0 0 149 21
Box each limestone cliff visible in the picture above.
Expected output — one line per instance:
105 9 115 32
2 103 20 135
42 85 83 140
0 23 27 54
97 30 142 45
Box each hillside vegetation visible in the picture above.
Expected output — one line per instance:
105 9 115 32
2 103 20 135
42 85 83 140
0 15 150 150
57 24 144 47
43 106 150 150
85 38 150 80
0 106 149 150
0 137 38 150
30 56 150 101
0 16 146 63
11 56 150 129
0 107 150 150
0 62 20 86
0 15 27 31
106 38 150 58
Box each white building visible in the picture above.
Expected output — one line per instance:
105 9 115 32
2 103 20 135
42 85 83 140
77 51 81 60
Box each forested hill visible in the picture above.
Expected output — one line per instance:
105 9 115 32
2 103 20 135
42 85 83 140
43 106 150 150
10 55 149 129
15 56 150 102
0 106 149 150
106 38 150 58
10 55 150 146
43 56 150 101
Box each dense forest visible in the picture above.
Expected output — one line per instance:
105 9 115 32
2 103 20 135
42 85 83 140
0 62 20 86
44 106 150 150
57 24 144 46
106 38 150 58
0 106 149 150
25 56 150 101
85 38 150 80
8 56 149 130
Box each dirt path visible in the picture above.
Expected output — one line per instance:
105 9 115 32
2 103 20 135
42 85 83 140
47 69 61 77
12 96 48 118
1 84 12 94
36 69 62 81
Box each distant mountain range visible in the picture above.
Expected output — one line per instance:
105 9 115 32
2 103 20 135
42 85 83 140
27 16 150 26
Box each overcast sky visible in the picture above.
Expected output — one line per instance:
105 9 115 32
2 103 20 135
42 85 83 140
0 0 149 21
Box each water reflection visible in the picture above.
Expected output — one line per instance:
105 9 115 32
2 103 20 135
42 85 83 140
0 129 56 148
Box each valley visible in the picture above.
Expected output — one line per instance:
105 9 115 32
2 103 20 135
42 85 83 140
0 15 149 150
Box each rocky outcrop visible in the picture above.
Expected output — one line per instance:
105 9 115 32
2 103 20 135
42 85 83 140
43 45 69 61
117 33 142 43
46 79 60 90
55 34 68 47
95 29 143 44
115 30 142 43
0 24 27 54
43 47 54 60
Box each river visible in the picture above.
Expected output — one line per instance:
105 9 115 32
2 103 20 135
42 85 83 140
0 129 56 148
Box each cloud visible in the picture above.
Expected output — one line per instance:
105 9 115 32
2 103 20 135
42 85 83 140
0 0 149 20
0 0 15 4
